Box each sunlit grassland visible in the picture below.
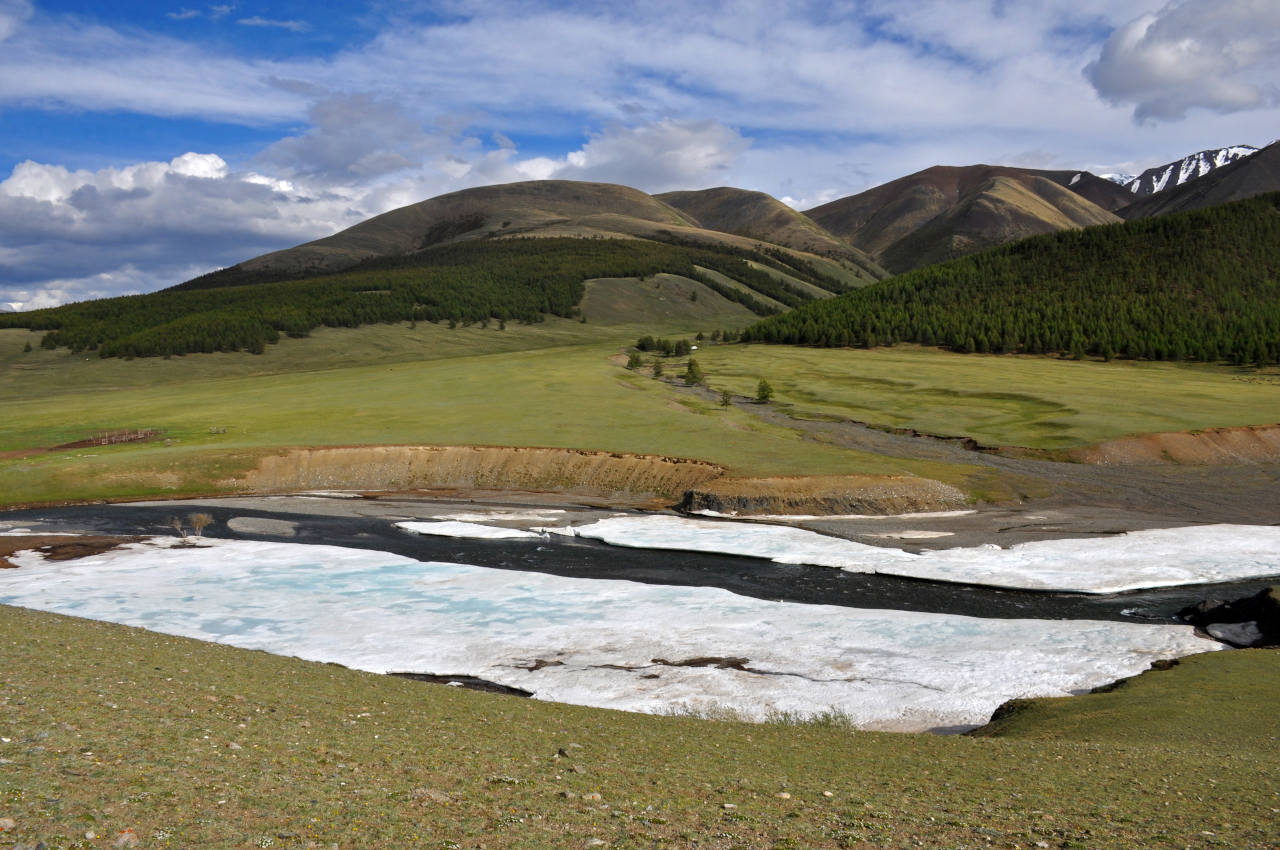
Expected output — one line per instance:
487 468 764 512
4 323 1279 507
690 343 1280 449
0 326 986 506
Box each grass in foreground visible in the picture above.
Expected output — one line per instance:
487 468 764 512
1 606 1276 849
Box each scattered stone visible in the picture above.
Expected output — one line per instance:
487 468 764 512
0 817 14 831
1178 587 1280 647
822 791 834 798
114 828 139 848
775 792 791 800
582 792 602 802
228 741 243 750
585 840 608 847
558 790 578 799
1207 621 1264 646
486 775 520 785
722 803 737 810
410 788 451 804
571 764 586 774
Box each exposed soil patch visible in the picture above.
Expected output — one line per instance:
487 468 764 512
680 474 967 516
232 444 724 501
1071 423 1280 465
0 535 143 568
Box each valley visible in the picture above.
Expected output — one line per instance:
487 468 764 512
2 149 1279 849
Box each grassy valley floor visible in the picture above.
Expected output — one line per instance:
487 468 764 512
3 322 1280 510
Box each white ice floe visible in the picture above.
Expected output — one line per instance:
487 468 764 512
692 509 976 521
398 520 544 540
562 516 1280 593
0 538 1221 731
427 509 567 523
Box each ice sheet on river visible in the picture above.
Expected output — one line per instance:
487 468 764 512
399 520 543 539
559 516 1280 593
0 538 1222 731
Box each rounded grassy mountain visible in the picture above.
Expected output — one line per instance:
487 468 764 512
806 165 1124 273
655 187 885 279
237 180 702 279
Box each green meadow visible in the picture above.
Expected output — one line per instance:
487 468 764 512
3 318 1279 506
689 344 1280 449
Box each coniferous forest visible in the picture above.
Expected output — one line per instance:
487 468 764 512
0 237 840 359
741 192 1280 366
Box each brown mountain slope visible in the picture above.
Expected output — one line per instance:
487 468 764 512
806 165 1122 273
880 175 1122 272
238 180 701 278
655 187 885 281
1119 140 1280 220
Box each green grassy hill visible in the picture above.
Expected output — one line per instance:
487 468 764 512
0 235 852 360
178 179 880 292
745 191 1280 366
655 186 886 279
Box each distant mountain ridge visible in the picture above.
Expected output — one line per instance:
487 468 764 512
192 179 885 292
1118 140 1280 220
804 165 1124 273
655 187 885 279
1118 145 1259 198
176 140 1280 289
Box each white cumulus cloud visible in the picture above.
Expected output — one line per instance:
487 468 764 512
551 120 750 193
0 153 364 310
1086 0 1280 122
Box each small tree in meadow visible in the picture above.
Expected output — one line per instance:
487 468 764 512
719 388 733 407
756 378 774 403
684 358 704 385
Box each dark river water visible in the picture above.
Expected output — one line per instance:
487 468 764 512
4 503 1273 625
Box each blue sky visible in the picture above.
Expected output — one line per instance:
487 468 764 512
2 0 1279 310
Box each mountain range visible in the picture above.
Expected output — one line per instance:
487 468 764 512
204 140 1279 284
1113 145 1259 197
6 137 1279 361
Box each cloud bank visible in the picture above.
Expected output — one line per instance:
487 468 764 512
1086 0 1280 122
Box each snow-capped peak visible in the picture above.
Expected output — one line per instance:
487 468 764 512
1124 145 1258 197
